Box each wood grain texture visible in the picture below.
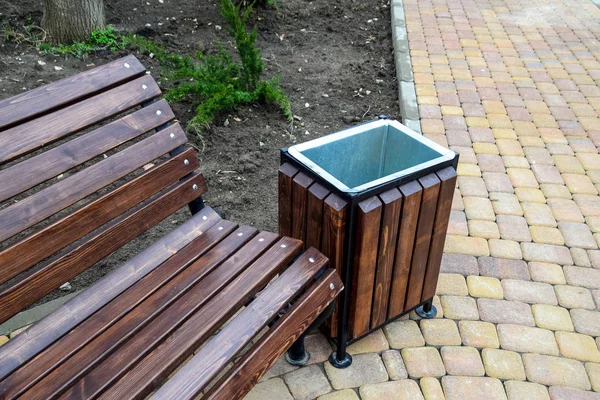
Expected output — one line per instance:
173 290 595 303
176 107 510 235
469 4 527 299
0 220 238 400
62 237 302 400
291 172 314 247
0 55 145 131
305 183 330 250
0 207 221 381
149 248 329 400
278 163 298 237
370 188 402 329
404 174 441 311
349 196 382 339
204 269 342 400
0 124 187 243
321 193 347 337
0 149 198 286
0 99 174 203
20 226 264 400
0 74 161 164
421 167 457 301
388 181 422 319
0 173 207 325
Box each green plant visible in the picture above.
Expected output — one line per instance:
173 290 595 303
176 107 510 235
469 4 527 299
39 25 127 57
163 0 291 132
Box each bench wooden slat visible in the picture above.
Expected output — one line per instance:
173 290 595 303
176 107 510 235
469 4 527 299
0 173 207 324
0 74 161 165
404 174 441 310
60 236 301 400
20 226 263 400
0 148 198 286
321 193 346 337
0 206 221 381
204 269 342 400
0 55 145 131
0 124 187 243
421 167 457 301
306 183 330 250
278 163 299 237
150 248 329 400
349 196 382 338
388 181 422 318
0 220 239 399
0 99 174 203
371 188 402 329
291 172 314 247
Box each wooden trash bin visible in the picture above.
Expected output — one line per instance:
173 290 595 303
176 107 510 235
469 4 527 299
278 118 458 368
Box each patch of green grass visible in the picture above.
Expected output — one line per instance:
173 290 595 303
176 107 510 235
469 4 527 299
38 25 127 57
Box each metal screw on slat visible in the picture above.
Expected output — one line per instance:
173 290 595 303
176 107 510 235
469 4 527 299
258 238 265 242
237 232 243 236
156 110 162 116
184 159 190 165
281 244 287 248
202 215 207 220
193 184 198 190
124 63 131 68
309 257 315 263
218 226 223 230
170 133 176 139
330 283 335 290
142 84 148 90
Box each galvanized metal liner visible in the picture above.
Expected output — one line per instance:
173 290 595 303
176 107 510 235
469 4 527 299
297 122 444 190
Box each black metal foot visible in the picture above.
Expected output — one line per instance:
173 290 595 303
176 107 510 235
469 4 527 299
415 303 437 319
286 349 311 366
328 352 353 369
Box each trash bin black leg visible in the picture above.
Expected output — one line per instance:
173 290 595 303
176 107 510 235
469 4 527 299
286 301 336 367
415 298 437 319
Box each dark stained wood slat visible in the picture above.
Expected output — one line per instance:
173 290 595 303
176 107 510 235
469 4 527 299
291 172 314 247
0 220 238 399
0 149 198 286
19 227 267 400
306 183 330 250
0 55 145 131
349 196 382 339
404 174 441 310
0 207 221 381
388 181 422 319
421 167 457 301
278 163 298 237
151 249 331 400
321 193 347 337
61 237 302 400
0 124 187 243
0 100 174 203
0 74 161 165
204 269 342 400
371 188 402 329
0 173 207 325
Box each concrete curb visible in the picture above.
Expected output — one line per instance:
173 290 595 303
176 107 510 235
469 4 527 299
391 0 421 134
0 291 79 336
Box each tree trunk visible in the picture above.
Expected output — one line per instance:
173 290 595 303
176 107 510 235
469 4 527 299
42 0 105 43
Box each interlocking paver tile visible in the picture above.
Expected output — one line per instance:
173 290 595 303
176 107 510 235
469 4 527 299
529 262 566 284
574 194 600 217
555 285 596 310
571 309 600 336
489 239 523 259
572 248 593 267
529 226 565 245
347 329 389 356
522 242 573 265
420 377 445 400
478 257 530 280
532 304 574 331
459 320 500 349
444 235 490 257
441 346 485 376
468 220 500 239
548 386 600 400
540 184 573 200
324 353 388 390
401 347 446 378
497 324 559 355
502 279 558 305
490 192 523 216
381 350 407 381
548 199 585 222
523 354 591 390
564 266 600 289
318 390 359 400
504 381 550 400
516 188 547 203
359 380 424 400
585 363 600 393
497 215 532 242
555 331 600 363
421 319 462 346
284 365 332 400
442 376 507 400
245 378 293 400
458 177 489 197
441 295 480 320
507 168 539 188
482 348 526 381
563 174 599 195
478 298 534 326
467 276 503 299
383 320 424 349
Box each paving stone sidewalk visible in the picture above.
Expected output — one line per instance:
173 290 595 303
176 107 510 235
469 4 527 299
244 0 600 398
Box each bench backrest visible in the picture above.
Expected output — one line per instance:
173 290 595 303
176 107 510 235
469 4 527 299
0 55 206 324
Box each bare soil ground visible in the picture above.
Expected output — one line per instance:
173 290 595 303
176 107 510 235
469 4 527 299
0 0 397 297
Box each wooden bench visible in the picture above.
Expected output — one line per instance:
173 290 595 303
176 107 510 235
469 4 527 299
0 55 342 400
